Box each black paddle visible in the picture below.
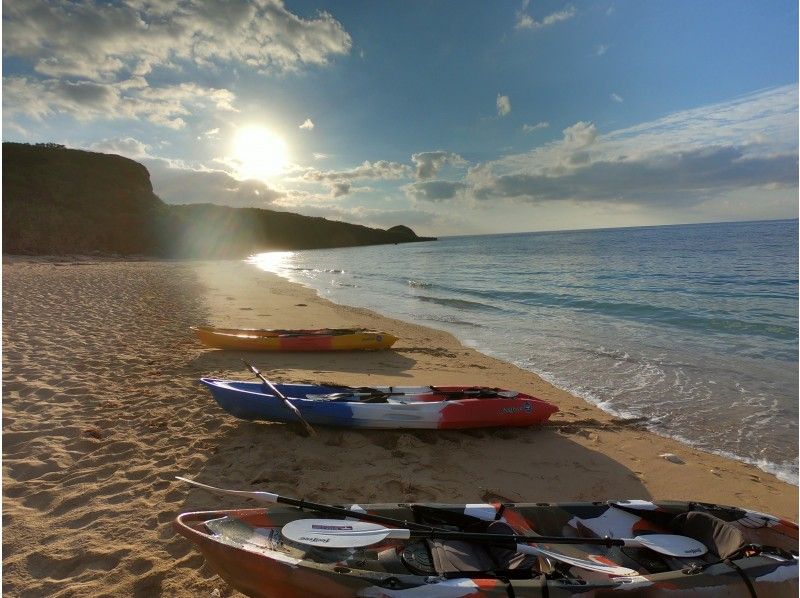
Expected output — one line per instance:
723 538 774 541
241 360 316 437
176 476 431 530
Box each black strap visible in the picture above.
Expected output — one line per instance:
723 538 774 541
724 558 758 598
496 504 507 520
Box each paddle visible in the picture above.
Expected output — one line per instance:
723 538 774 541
176 476 435 531
309 386 518 402
175 477 705 577
282 519 642 576
306 390 404 402
283 518 708 558
241 360 316 437
431 386 519 399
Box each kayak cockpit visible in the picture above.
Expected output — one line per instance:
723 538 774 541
175 500 799 597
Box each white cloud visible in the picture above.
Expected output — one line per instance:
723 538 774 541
301 160 412 182
562 121 598 149
3 0 352 80
2 1 349 132
411 151 467 179
296 159 412 199
90 136 151 159
611 93 624 103
300 118 315 130
497 94 511 117
330 181 352 197
470 146 797 205
466 85 798 208
595 44 609 57
516 3 576 30
404 180 467 202
3 76 236 129
144 159 285 207
522 121 550 133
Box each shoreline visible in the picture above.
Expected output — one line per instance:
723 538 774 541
3 257 797 596
194 259 797 515
260 258 799 487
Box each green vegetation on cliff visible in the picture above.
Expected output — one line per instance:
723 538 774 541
3 143 434 257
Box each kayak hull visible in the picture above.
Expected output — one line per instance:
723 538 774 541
174 499 799 598
192 326 398 351
199 378 559 429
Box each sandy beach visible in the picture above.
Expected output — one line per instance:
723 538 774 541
3 257 797 597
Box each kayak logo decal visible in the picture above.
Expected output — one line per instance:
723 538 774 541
311 524 354 531
299 536 331 543
500 403 533 415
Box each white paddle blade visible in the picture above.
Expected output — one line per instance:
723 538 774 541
518 545 640 577
176 476 279 503
282 519 411 549
629 534 708 557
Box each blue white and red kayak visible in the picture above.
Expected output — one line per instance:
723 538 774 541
199 378 559 429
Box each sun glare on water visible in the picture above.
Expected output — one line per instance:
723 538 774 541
232 125 288 181
248 251 295 273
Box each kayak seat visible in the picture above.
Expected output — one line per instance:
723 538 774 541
670 511 749 560
306 391 391 403
427 521 539 576
434 387 506 401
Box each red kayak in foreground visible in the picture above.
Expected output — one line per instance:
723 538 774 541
174 481 799 598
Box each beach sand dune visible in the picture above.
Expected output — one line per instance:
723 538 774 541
3 258 796 596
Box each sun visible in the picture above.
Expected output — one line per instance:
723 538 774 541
231 125 288 181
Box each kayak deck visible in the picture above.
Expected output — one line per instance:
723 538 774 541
200 378 559 429
174 499 799 598
191 326 398 351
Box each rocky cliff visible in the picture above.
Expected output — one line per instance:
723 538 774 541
2 143 434 257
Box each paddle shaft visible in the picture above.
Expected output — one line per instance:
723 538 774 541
385 528 629 547
178 476 436 531
179 477 653 549
289 519 631 548
241 360 316 436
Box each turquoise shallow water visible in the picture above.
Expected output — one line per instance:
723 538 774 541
252 219 799 483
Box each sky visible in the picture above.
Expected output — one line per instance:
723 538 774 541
3 0 798 236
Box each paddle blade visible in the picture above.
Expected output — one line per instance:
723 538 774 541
177 476 279 503
630 534 708 557
282 519 410 548
520 545 640 577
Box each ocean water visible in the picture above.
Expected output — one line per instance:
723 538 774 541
251 219 799 484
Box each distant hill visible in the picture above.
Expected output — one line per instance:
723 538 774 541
2 142 435 257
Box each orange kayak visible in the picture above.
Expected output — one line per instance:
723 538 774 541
191 326 398 351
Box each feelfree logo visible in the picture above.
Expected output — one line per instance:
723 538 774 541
500 403 533 415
